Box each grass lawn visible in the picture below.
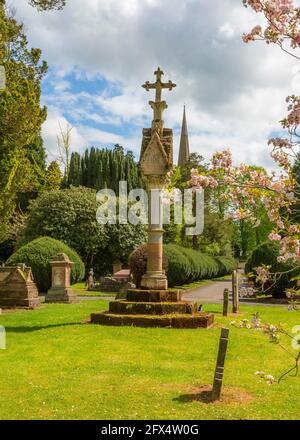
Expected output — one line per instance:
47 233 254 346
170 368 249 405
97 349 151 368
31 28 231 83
71 283 116 297
0 301 299 420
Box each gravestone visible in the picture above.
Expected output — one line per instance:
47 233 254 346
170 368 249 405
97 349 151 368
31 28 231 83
87 269 95 291
46 253 78 303
0 264 40 308
91 68 214 329
113 261 122 275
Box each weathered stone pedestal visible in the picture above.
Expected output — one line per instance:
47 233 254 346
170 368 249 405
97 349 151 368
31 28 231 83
91 289 214 328
46 253 78 304
0 265 41 309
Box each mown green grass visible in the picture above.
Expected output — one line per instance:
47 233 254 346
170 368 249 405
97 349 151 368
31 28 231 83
0 301 299 420
71 283 116 297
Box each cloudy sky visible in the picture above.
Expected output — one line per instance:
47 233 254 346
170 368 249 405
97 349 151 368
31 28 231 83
12 0 300 169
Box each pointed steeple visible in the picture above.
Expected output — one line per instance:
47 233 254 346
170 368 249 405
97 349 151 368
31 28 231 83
178 105 190 167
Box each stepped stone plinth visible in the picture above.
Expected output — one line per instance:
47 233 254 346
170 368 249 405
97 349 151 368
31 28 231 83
91 289 214 329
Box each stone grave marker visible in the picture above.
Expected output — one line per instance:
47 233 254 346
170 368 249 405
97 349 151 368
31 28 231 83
46 253 78 303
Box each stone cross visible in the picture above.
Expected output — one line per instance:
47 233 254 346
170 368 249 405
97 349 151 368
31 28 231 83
142 67 176 127
142 67 176 103
139 68 176 291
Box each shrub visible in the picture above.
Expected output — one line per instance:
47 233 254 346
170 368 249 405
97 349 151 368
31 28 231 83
215 256 236 276
245 241 299 298
21 186 147 275
130 244 235 287
6 236 85 292
164 245 192 286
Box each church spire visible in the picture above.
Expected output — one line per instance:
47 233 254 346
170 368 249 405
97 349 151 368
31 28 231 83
178 105 190 167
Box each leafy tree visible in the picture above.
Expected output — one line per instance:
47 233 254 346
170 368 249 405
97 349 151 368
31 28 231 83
0 3 47 237
20 186 147 274
20 187 108 267
45 161 62 191
67 146 143 194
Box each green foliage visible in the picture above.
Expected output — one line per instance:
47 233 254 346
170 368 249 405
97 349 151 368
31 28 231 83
245 241 300 298
215 256 237 276
45 161 62 191
130 244 235 287
6 236 84 292
0 5 47 236
67 146 143 194
232 211 274 259
21 186 147 274
21 187 108 267
196 210 233 256
164 245 193 286
94 223 147 275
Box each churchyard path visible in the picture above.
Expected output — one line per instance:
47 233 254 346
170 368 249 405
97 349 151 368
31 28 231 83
183 280 232 304
182 279 286 307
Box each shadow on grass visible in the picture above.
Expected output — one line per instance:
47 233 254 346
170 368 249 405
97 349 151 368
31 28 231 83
5 322 83 333
174 389 214 405
174 385 253 406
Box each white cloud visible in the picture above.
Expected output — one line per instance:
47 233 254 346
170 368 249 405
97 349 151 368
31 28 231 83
13 0 300 170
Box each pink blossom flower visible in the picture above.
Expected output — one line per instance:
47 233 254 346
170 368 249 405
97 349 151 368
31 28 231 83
268 233 282 241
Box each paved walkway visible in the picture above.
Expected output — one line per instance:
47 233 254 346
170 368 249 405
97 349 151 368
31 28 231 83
182 280 286 307
183 280 232 304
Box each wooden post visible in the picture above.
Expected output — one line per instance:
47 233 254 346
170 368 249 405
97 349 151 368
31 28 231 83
223 289 229 317
212 328 230 402
232 270 239 314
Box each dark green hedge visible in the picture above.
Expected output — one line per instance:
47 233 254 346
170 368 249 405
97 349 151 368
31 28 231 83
130 244 235 287
245 241 299 298
6 237 85 293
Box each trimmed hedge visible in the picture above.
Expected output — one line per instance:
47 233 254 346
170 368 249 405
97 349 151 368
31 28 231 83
245 241 299 298
130 244 235 287
6 237 85 293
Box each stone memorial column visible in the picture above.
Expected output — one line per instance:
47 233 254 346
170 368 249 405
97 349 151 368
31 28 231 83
46 253 78 304
90 68 215 328
139 67 176 291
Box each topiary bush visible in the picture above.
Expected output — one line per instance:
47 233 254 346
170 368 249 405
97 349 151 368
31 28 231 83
129 244 235 287
6 236 85 293
245 241 300 298
163 245 192 286
215 256 237 276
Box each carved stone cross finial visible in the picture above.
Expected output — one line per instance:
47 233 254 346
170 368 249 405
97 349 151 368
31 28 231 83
142 67 176 103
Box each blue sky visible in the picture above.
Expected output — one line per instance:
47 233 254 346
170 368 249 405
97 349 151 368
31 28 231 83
14 0 300 169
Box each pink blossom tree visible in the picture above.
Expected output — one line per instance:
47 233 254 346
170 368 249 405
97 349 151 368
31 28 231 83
192 1 300 295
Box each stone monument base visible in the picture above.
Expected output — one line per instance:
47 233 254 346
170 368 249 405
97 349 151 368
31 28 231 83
141 272 168 290
46 287 78 304
91 289 214 329
0 266 41 309
0 297 41 309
